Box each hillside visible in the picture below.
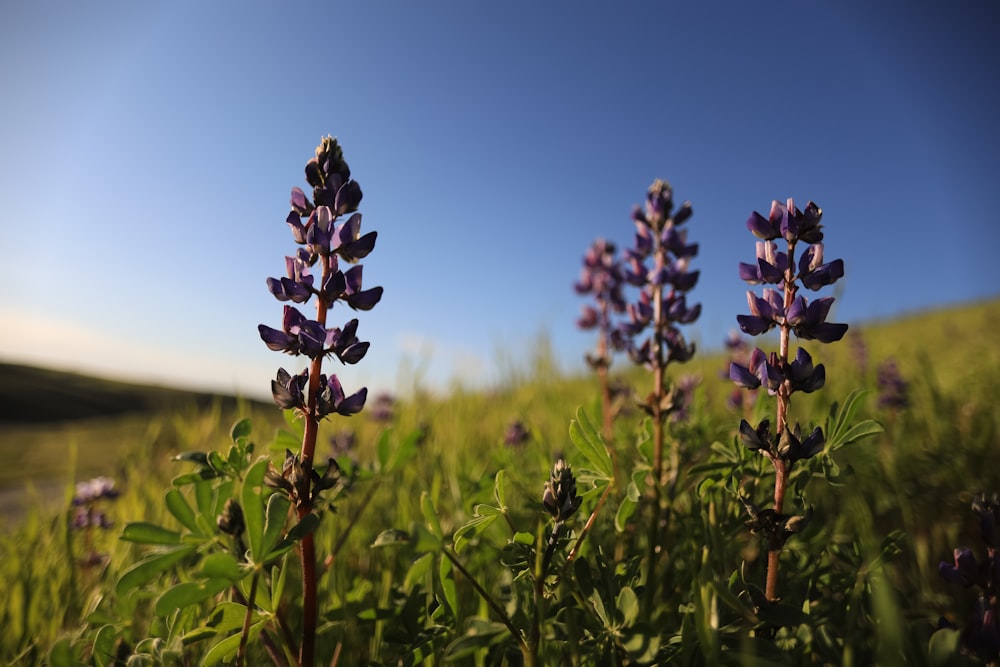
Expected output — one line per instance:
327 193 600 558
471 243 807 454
0 362 266 423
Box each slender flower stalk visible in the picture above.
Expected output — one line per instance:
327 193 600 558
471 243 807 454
616 180 700 486
575 239 626 441
258 136 382 665
730 198 845 602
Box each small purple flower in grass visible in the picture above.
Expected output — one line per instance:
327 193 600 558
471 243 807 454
503 420 530 447
938 493 1000 661
329 430 356 458
73 476 119 505
876 358 910 411
368 392 396 423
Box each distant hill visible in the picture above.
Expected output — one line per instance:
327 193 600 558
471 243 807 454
0 363 267 423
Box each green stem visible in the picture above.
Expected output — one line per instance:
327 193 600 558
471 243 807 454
236 571 259 667
442 548 526 653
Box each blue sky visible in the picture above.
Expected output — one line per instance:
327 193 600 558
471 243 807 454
2 1 998 399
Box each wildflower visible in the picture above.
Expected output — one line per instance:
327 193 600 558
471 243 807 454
73 476 119 505
875 358 909 411
542 459 581 523
503 420 530 447
368 392 396 423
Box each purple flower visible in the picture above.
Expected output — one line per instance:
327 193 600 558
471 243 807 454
368 392 396 423
317 375 367 418
875 358 909 410
797 243 845 291
329 430 356 457
785 295 849 343
73 477 119 505
747 199 824 244
503 420 530 447
939 547 982 587
271 368 309 411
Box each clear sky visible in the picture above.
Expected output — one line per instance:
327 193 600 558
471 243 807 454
2 1 998 400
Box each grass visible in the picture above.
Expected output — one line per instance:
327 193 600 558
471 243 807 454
1 297 998 664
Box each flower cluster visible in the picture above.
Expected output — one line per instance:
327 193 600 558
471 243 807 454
614 180 700 372
730 198 848 465
574 238 626 369
938 493 1000 661
542 458 582 524
876 358 910 411
503 419 530 447
71 476 119 530
258 136 381 418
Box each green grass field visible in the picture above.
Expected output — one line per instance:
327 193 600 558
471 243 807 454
1 298 998 665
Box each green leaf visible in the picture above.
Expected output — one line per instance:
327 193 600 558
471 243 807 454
443 622 509 661
200 552 247 581
616 587 639 626
421 492 443 540
453 515 497 554
439 554 458 617
202 622 264 667
615 495 638 533
47 637 79 667
195 476 213 516
405 552 434 588
230 418 252 444
830 419 884 451
165 489 200 534
242 458 270 560
271 556 288 610
372 529 411 547
120 522 181 546
259 493 291 560
91 625 118 667
376 429 392 471
568 406 614 480
493 469 507 509
116 545 197 595
155 578 231 616
927 627 961 667
267 513 320 561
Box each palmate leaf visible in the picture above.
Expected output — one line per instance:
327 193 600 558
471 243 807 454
568 406 614 480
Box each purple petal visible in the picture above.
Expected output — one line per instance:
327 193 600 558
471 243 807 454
730 362 761 389
338 341 370 365
746 211 778 240
259 325 296 353
737 315 774 336
336 387 368 416
347 287 383 311
739 262 761 284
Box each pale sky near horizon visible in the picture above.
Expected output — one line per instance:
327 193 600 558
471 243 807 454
2 1 998 400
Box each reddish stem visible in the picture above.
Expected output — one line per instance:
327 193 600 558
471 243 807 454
297 257 332 666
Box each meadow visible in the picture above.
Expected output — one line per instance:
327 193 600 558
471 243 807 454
1 298 998 665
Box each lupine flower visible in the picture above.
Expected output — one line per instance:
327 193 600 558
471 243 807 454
938 493 1000 660
849 330 869 376
73 476 119 505
72 507 113 530
575 238 626 371
260 136 379 418
731 198 846 603
615 180 700 375
368 392 396 423
503 420 530 447
876 358 910 411
329 430 356 458
542 458 582 523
